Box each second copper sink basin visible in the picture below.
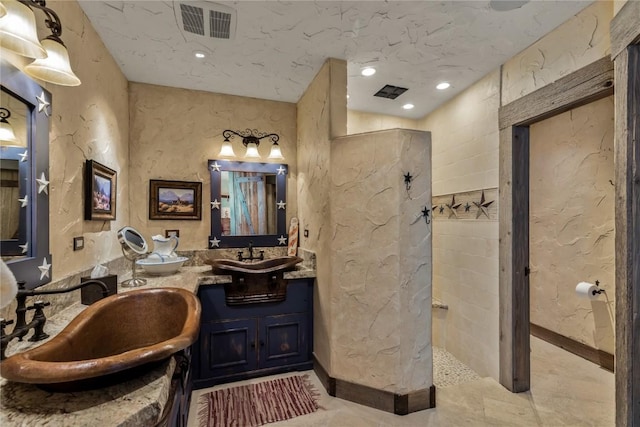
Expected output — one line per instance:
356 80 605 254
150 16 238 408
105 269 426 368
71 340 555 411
209 256 303 305
0 287 200 388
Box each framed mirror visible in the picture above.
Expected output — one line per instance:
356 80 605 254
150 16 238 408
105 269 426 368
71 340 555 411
208 160 287 248
1 60 51 289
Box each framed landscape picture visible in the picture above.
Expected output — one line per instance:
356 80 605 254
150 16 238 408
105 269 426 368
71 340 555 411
149 180 202 220
85 160 117 221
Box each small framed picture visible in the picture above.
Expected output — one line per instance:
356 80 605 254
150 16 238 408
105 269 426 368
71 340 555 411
85 160 117 221
149 180 202 220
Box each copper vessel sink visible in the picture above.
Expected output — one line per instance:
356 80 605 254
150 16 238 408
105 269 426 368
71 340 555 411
209 256 303 305
0 287 200 389
210 256 303 275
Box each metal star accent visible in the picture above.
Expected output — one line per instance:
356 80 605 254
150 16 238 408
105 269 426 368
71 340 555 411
209 237 221 248
36 91 51 116
438 205 445 214
36 172 49 194
421 206 431 224
277 235 287 245
277 165 286 175
19 151 28 162
38 257 51 280
404 172 413 191
473 190 495 219
210 162 221 172
18 196 28 208
210 199 221 210
446 195 462 218
277 200 286 210
464 202 471 212
19 242 28 254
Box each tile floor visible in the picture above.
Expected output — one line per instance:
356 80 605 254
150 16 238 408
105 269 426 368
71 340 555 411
189 336 614 426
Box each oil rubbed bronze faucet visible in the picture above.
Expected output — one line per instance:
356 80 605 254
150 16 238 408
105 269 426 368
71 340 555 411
237 241 264 262
0 280 109 360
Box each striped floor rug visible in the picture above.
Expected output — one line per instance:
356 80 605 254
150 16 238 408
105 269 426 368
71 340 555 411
197 375 320 427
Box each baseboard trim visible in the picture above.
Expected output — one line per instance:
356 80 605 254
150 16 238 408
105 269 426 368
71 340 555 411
312 354 436 415
530 323 614 372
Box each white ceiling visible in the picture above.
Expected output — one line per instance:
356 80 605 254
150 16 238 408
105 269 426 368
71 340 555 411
78 0 591 119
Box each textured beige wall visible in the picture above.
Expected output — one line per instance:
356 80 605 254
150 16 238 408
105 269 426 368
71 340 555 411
501 1 612 106
331 129 432 392
296 58 346 371
416 70 500 379
128 83 297 250
530 96 615 354
347 110 420 135
28 0 130 280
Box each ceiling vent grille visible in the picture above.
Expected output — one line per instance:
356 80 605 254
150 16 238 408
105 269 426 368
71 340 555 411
374 85 408 100
175 2 236 41
210 10 232 39
180 4 205 36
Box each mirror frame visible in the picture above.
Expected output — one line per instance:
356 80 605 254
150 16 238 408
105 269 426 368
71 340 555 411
1 60 51 289
208 159 287 248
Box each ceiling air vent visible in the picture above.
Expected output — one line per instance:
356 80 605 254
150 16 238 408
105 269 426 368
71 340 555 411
175 1 236 41
374 85 408 99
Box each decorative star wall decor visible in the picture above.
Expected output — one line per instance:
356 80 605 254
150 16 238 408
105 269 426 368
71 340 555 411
210 199 221 209
18 196 28 208
210 162 221 172
278 235 287 245
404 172 413 191
19 151 28 162
36 91 51 116
277 200 286 210
38 258 51 280
438 205 445 214
277 165 286 175
421 206 431 224
36 172 49 194
446 195 462 218
19 242 28 254
473 190 495 219
209 237 221 248
464 202 471 212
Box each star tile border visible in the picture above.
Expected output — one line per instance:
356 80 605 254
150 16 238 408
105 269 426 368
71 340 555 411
431 188 498 221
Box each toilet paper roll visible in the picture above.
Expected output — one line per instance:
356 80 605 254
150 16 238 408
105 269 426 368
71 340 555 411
575 282 600 299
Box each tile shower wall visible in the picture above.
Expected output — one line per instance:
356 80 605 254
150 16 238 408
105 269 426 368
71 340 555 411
416 70 501 380
529 96 615 354
128 83 297 251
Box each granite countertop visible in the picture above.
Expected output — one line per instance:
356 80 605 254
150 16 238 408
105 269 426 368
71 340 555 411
0 264 316 426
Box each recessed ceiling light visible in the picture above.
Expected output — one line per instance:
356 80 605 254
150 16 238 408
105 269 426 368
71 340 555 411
361 67 376 77
436 82 450 90
194 51 206 59
402 103 415 110
346 94 350 99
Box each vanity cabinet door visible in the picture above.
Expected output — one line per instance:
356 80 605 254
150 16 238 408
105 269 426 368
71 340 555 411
259 313 309 369
199 319 258 379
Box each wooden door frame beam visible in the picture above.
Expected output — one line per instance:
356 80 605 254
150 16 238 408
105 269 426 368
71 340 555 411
498 57 614 392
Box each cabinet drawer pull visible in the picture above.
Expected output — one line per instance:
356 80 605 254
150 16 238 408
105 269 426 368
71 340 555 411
259 340 265 347
250 341 256 348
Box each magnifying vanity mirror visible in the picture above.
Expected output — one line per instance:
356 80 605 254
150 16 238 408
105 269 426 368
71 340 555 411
208 160 287 248
1 60 51 289
117 226 149 287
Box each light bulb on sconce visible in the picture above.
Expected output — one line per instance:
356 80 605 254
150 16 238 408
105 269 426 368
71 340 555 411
0 107 23 147
220 129 284 161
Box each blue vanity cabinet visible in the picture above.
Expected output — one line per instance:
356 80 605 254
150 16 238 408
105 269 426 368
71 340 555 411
194 279 313 389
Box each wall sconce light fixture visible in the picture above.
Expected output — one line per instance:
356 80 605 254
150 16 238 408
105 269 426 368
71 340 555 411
220 129 284 160
0 0 81 86
0 107 23 146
